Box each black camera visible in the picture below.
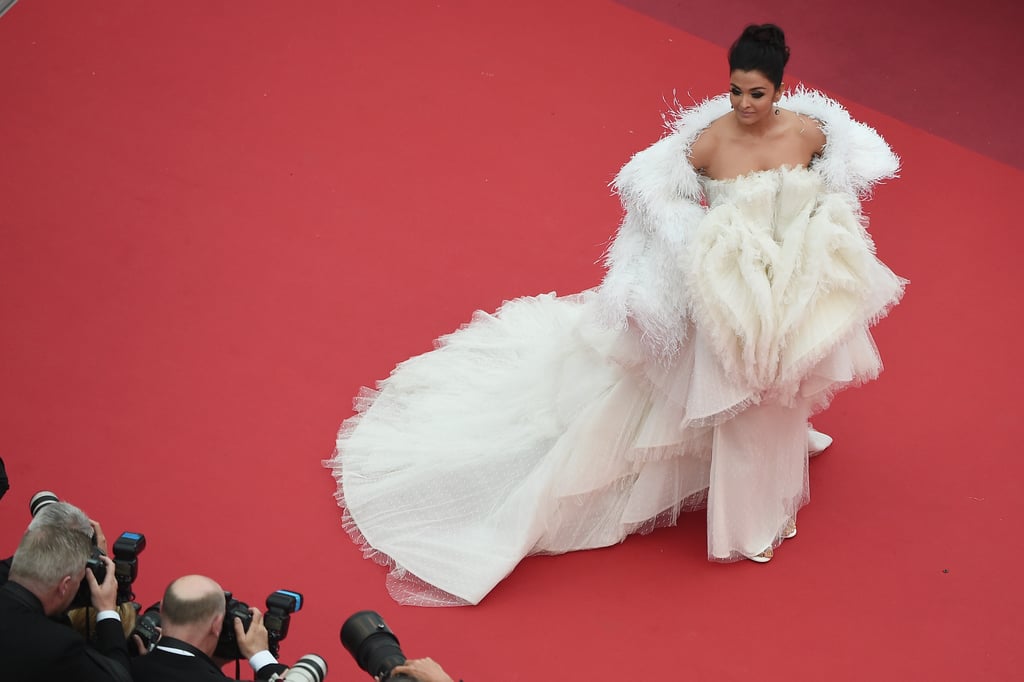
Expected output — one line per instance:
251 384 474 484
132 602 162 653
214 592 253 660
215 590 303 660
72 531 147 608
341 611 412 681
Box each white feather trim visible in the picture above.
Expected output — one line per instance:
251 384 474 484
779 86 900 197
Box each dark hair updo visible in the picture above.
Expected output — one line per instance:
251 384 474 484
728 24 790 89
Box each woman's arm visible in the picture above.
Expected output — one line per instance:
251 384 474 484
799 114 826 159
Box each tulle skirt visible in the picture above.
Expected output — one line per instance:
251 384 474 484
326 290 884 606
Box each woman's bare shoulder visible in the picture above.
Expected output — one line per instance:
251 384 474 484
688 115 730 173
794 112 826 155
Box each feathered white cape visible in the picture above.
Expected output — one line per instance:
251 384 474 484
598 88 899 359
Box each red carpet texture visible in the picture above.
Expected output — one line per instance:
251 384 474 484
1 2 1020 680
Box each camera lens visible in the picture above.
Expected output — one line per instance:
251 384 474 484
285 654 327 682
340 611 406 680
29 490 59 517
133 605 162 652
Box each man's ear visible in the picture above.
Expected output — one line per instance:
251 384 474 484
57 574 74 599
211 611 225 638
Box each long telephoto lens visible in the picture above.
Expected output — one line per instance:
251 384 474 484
340 611 408 680
284 654 327 682
29 490 59 517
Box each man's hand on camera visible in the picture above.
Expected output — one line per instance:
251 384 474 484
388 657 455 682
85 555 118 612
131 633 152 656
88 519 109 555
235 606 271 660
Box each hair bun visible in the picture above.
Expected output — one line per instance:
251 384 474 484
740 23 790 66
729 23 791 87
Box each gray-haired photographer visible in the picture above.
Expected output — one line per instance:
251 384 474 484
0 496 132 681
1 491 147 626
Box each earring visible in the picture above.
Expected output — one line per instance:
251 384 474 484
774 107 780 115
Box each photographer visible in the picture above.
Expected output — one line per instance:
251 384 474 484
1 492 110 587
131 574 288 681
0 505 131 681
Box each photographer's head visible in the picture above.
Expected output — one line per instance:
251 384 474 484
9 522 91 615
159 575 227 655
28 499 93 536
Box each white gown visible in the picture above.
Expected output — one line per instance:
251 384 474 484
326 165 905 606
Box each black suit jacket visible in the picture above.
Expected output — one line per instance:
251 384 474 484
131 637 288 682
0 580 131 682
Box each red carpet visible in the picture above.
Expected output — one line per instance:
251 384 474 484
1 2 1020 680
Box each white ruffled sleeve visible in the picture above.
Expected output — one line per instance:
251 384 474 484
598 96 730 359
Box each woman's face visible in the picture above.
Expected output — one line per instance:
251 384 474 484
729 70 782 125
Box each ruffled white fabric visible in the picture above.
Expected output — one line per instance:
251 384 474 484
690 167 904 405
326 167 904 606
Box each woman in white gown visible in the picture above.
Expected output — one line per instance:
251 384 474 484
325 24 905 606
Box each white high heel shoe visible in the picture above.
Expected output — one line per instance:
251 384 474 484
749 519 797 563
782 518 797 539
808 425 833 457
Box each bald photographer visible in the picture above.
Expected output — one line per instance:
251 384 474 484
131 574 288 681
